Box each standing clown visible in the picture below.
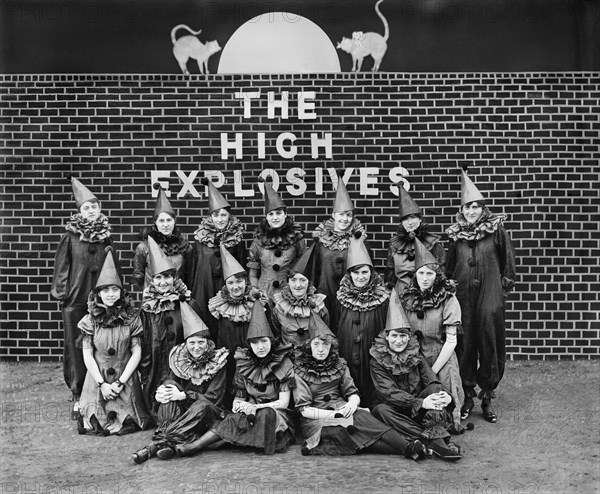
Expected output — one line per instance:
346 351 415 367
445 168 516 423
52 177 114 418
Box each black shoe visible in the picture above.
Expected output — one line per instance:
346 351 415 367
157 446 176 460
132 447 151 464
404 440 430 461
429 440 462 461
460 398 474 421
481 399 497 423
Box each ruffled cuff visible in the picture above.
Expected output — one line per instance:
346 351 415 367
411 398 423 418
247 260 260 270
478 389 496 400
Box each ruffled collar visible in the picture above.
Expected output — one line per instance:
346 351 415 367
389 223 437 257
65 213 111 243
336 271 390 312
208 285 265 322
272 284 326 318
86 291 136 327
193 216 244 248
446 209 506 242
312 218 365 251
234 343 293 386
293 348 346 384
143 226 189 256
169 344 229 385
401 275 457 313
253 217 304 250
141 278 191 313
369 333 422 375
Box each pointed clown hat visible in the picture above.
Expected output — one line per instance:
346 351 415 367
147 235 176 277
261 179 286 215
201 177 230 214
397 183 422 220
95 247 122 291
332 174 354 214
413 238 439 272
152 183 176 219
346 235 373 271
384 288 411 334
71 177 97 209
220 243 246 281
180 302 211 340
460 168 485 206
289 243 316 280
308 311 335 341
246 301 274 340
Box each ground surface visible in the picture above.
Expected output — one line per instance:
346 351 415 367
0 360 599 494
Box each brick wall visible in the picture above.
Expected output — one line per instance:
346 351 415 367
1 73 599 361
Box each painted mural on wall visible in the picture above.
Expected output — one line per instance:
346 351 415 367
171 24 221 75
171 0 387 74
336 0 389 72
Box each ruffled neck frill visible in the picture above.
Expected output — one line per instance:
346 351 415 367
208 285 266 322
253 217 304 250
65 213 111 243
143 225 189 256
312 218 365 251
86 291 137 328
193 216 244 249
293 348 346 385
336 271 390 312
141 278 191 313
272 283 326 318
389 223 439 258
234 344 294 387
445 208 506 242
400 276 457 313
369 333 422 375
169 344 229 385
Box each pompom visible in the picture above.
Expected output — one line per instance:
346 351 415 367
334 413 343 418
308 301 316 309
323 394 331 402
200 177 210 186
353 230 362 239
256 384 267 392
466 422 475 431
178 294 187 302
335 257 344 264
385 282 395 290
106 367 115 375
153 182 162 190
353 317 361 325
247 414 256 426
107 348 116 356
164 316 174 324
416 310 425 320
296 328 306 336
90 267 98 274
252 291 262 301
273 264 280 272
414 330 423 342
107 411 117 421
347 425 358 434
272 280 280 289
274 249 282 257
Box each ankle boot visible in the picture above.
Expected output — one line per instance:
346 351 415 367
132 443 158 464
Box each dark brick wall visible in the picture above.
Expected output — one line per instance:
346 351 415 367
1 73 599 361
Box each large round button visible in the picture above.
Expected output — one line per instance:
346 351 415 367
107 348 116 356
106 367 115 375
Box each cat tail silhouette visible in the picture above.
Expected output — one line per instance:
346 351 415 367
375 0 389 42
171 24 202 45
